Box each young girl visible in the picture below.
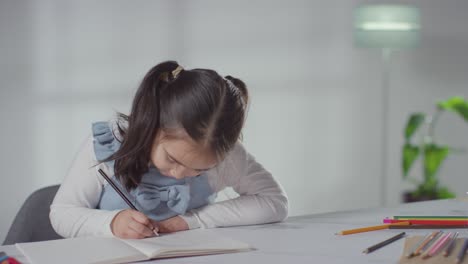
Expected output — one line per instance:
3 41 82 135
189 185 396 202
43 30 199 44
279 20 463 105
50 61 288 239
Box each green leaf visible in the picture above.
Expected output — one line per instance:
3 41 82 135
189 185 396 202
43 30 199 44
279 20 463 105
436 186 456 199
404 113 425 140
424 144 450 179
403 143 420 177
437 96 468 122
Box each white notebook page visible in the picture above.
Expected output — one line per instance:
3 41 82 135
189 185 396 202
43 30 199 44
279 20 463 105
16 237 147 264
122 229 251 258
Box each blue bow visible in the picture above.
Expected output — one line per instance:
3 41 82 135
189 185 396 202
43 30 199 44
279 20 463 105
136 183 190 214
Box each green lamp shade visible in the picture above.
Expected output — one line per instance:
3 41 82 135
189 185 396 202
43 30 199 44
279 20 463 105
354 5 420 49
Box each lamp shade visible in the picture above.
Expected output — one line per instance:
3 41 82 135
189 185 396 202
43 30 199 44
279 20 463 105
354 5 420 49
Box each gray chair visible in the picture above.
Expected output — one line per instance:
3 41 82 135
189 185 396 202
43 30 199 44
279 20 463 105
3 185 63 245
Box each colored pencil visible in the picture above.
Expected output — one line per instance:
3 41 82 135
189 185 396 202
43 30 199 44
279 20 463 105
456 238 468 263
362 232 406 254
335 221 410 235
421 232 445 258
393 216 468 219
384 219 468 225
389 225 468 229
421 232 443 252
413 231 441 256
406 233 432 258
422 232 452 258
98 169 158 236
443 232 459 257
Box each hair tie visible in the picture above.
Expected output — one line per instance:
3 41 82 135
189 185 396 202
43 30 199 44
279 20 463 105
159 65 184 82
172 66 183 79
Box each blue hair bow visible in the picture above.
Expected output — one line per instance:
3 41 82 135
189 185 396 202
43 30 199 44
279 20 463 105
136 183 190 215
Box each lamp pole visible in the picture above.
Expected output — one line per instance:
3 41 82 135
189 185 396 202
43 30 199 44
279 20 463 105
380 47 391 206
354 4 420 206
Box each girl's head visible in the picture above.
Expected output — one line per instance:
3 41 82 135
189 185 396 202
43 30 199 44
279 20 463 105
109 61 248 189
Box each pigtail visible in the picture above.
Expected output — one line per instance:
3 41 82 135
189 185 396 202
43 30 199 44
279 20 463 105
225 75 249 109
104 61 181 190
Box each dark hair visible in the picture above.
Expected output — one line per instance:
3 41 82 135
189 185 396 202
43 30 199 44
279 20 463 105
103 61 249 190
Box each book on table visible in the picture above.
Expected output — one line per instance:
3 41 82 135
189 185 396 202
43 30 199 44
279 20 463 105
16 229 251 264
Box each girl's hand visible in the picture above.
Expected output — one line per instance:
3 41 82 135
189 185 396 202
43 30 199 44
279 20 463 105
111 209 159 239
153 216 189 233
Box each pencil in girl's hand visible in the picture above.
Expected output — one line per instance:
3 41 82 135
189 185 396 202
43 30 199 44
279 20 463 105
362 232 406 254
98 169 159 236
335 221 410 235
444 232 459 257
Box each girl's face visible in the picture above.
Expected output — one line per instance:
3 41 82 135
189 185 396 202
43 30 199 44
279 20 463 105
150 130 218 179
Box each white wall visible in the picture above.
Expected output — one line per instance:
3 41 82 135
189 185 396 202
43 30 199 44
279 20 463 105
1 0 468 243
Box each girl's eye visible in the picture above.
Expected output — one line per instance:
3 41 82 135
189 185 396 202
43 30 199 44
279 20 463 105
167 155 175 163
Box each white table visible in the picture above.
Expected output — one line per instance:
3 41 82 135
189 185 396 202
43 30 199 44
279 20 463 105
2 199 468 263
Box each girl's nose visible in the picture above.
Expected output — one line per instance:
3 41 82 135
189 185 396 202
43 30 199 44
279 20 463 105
170 166 185 179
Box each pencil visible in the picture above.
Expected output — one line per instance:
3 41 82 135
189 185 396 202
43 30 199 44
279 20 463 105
389 225 468 229
393 216 468 220
335 221 410 235
422 232 452 259
421 232 443 252
384 219 468 225
98 169 159 236
429 232 452 256
413 231 441 256
406 233 432 258
362 232 406 254
444 232 459 257
456 238 468 263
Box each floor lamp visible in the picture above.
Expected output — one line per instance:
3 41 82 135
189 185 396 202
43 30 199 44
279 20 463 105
354 5 420 206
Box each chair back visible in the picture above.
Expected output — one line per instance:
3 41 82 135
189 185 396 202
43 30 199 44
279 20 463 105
3 185 62 245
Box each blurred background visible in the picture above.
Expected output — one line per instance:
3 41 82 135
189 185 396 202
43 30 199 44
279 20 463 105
1 0 467 243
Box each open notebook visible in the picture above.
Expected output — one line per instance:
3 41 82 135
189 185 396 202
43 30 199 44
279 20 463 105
16 229 251 264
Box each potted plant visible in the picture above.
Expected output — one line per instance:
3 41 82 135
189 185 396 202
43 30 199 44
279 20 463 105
402 96 468 202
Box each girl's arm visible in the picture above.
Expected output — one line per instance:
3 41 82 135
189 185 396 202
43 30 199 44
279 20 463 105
180 142 289 229
49 136 121 238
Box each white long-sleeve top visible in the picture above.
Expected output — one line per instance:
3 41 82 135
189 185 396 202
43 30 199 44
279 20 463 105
50 132 289 238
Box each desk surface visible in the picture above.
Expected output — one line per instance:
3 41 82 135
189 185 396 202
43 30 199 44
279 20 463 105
2 199 468 263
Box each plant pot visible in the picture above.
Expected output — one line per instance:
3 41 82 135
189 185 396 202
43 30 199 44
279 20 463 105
402 191 438 203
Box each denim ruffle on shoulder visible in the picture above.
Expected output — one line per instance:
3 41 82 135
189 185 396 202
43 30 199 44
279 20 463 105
92 122 121 168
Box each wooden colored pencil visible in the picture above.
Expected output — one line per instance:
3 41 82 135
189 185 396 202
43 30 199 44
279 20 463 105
421 232 443 252
389 225 468 229
393 216 468 219
443 232 459 257
335 221 410 235
406 233 432 258
422 232 452 259
413 231 441 256
456 238 468 263
421 232 445 258
362 232 406 254
384 219 468 225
